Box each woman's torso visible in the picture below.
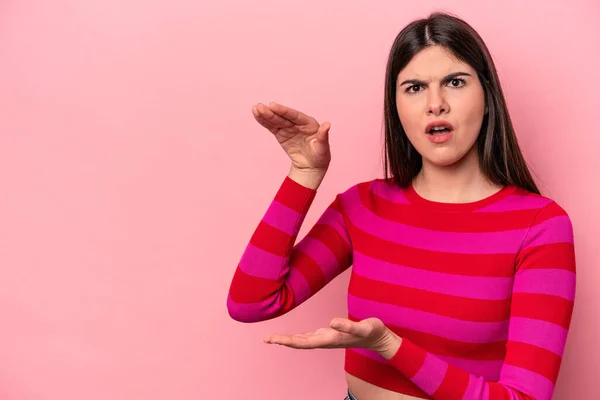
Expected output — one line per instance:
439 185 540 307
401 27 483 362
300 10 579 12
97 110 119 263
339 180 533 398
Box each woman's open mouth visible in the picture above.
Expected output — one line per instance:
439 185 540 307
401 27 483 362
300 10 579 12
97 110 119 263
425 121 454 143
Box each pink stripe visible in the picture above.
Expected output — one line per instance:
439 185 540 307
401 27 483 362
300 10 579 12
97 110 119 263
226 293 283 322
499 364 554 400
239 243 287 280
437 355 502 380
314 207 351 246
353 251 513 300
262 200 304 236
411 353 447 395
287 266 311 305
227 266 313 321
513 269 576 301
369 180 411 204
525 216 574 247
462 375 490 400
344 186 528 254
509 317 569 356
295 237 340 282
349 294 509 343
350 347 388 363
476 195 552 213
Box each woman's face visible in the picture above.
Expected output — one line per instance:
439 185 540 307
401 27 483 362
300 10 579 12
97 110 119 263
395 45 487 168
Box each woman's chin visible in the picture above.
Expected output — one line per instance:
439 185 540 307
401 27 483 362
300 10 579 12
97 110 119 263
423 154 464 168
420 144 477 169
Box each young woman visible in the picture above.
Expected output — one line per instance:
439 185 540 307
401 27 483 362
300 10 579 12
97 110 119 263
227 11 576 400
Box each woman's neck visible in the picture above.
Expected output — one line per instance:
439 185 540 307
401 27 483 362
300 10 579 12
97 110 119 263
412 149 503 204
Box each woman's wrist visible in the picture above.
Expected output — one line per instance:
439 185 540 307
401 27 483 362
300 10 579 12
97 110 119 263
288 166 327 190
378 329 402 360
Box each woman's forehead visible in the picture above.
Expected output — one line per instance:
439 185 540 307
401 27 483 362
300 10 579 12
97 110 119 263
398 46 473 79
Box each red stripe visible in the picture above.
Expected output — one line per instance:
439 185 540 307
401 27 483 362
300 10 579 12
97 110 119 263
516 242 576 272
395 328 504 360
510 293 574 329
289 250 326 294
359 182 540 232
488 383 513 400
250 221 294 258
228 268 294 312
349 221 516 277
389 338 427 378
345 349 431 399
274 177 316 213
349 314 507 360
349 274 511 322
504 341 563 383
432 363 469 399
305 223 352 267
531 201 567 224
330 196 344 212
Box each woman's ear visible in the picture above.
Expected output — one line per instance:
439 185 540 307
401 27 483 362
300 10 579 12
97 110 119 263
484 104 489 115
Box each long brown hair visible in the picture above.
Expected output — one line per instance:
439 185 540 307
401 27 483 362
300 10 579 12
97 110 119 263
383 12 540 194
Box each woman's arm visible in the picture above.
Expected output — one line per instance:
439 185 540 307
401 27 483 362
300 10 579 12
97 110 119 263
227 175 353 323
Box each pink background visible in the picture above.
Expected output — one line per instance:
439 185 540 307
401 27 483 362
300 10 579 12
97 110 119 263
0 1 598 399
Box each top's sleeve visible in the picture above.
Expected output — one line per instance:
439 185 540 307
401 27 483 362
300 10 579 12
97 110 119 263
386 201 576 400
226 176 353 323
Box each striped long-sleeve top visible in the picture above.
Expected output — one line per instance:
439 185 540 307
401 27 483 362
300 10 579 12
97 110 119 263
227 176 576 400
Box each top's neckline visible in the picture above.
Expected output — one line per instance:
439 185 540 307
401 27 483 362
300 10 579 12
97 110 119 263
403 180 517 212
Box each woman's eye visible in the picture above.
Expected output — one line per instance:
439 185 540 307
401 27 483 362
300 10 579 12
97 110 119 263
449 78 465 87
407 85 422 93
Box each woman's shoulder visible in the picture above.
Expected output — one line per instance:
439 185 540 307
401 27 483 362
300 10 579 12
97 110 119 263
332 177 409 210
511 186 570 215
335 177 400 196
506 188 575 243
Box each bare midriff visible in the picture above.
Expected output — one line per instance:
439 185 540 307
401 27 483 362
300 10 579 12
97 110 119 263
346 373 424 400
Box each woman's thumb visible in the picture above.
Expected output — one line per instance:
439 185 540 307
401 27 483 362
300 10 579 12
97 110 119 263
317 122 330 142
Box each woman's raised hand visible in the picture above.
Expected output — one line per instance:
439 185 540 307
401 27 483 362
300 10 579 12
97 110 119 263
252 102 331 189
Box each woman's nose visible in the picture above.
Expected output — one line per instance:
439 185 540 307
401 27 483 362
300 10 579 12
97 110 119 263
427 90 449 115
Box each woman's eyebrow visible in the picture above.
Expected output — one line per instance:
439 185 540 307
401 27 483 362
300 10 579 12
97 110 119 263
398 72 473 87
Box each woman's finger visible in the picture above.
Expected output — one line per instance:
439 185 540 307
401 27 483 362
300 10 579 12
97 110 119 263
255 103 295 128
269 102 313 126
285 334 335 349
330 318 370 338
316 122 331 142
266 329 362 350
265 334 311 348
